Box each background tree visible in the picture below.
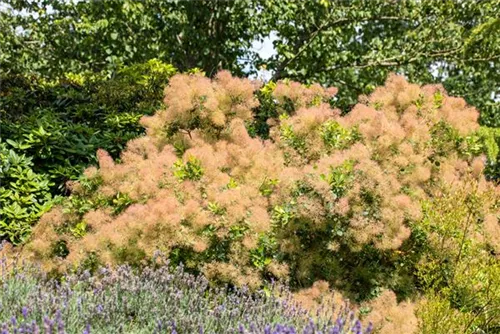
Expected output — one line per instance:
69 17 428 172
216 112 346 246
0 0 263 77
261 0 499 126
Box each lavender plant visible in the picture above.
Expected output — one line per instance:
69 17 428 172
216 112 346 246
0 255 370 334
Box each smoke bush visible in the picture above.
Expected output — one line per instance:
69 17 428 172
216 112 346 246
13 71 499 295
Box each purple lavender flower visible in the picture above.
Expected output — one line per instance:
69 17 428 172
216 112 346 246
0 260 369 334
21 307 28 319
56 310 65 333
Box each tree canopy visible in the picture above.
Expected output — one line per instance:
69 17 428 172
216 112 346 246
2 0 498 125
1 0 262 77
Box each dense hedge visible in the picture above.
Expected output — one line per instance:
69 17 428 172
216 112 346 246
0 60 176 244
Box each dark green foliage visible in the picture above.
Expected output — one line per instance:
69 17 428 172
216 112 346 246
1 0 262 78
428 122 500 179
112 240 148 267
51 239 70 258
0 143 53 244
248 83 279 139
479 127 500 180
